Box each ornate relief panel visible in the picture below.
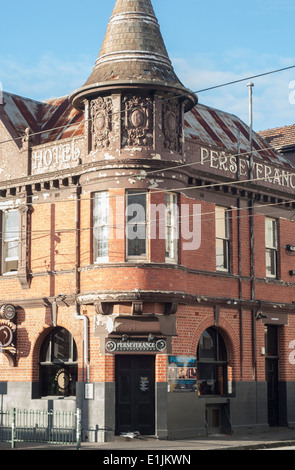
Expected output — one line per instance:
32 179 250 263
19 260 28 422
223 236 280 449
122 95 153 148
162 101 182 153
91 97 113 150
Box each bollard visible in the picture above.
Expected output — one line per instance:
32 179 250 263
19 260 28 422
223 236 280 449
11 408 15 449
76 408 81 450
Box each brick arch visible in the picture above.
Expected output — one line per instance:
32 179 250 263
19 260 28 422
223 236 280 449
191 316 240 368
31 321 84 382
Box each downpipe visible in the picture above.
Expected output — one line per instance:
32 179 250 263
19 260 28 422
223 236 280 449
74 184 90 383
75 308 90 383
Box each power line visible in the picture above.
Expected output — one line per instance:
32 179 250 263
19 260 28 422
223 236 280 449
3 188 295 240
0 64 294 147
1 134 293 209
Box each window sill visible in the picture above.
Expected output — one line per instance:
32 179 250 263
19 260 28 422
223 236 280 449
165 258 178 265
199 396 230 404
126 258 148 262
94 258 109 264
39 396 76 400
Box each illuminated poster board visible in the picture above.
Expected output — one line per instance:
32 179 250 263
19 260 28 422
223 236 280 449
168 356 197 392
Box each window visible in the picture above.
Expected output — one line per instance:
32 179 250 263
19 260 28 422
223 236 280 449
165 193 178 263
1 209 19 274
126 191 147 258
265 217 277 278
93 192 109 262
197 327 228 396
215 206 230 271
39 328 78 397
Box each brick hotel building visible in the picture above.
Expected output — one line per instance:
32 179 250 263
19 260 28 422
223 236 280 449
1 0 295 441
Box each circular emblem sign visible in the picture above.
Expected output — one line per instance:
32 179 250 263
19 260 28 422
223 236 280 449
0 304 16 320
0 325 13 347
55 368 71 391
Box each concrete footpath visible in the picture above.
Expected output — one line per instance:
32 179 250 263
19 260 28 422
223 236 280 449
1 428 295 451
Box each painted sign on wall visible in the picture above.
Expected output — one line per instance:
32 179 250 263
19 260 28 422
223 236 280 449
32 140 81 174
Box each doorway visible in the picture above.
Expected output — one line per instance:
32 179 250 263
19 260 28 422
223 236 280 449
115 355 155 435
265 325 279 426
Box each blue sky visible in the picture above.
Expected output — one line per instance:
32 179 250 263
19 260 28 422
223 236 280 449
1 0 295 131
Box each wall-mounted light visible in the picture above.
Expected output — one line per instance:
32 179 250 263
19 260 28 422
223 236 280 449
255 312 268 320
290 270 295 276
286 245 295 253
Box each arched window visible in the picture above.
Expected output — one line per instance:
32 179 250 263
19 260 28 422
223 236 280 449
39 327 78 397
197 327 228 396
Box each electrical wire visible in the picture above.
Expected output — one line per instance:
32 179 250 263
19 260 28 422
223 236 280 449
0 65 294 238
1 133 294 209
3 188 295 241
0 64 295 147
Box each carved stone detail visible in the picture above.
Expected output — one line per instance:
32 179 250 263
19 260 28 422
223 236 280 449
163 302 178 315
94 301 113 315
0 319 17 363
122 95 153 147
132 301 143 315
91 97 113 150
162 101 182 152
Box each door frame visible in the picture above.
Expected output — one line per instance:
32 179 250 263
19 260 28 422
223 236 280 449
265 325 279 426
115 354 156 436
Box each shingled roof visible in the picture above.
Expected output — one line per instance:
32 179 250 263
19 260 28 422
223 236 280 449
69 0 197 111
258 124 295 151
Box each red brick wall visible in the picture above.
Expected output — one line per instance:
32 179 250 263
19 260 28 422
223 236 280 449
1 188 295 389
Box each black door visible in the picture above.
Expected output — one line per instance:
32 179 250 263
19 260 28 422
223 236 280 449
266 358 279 426
265 325 279 426
115 355 155 435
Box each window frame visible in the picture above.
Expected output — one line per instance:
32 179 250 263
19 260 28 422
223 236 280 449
165 192 178 264
197 327 228 396
126 190 148 260
39 327 78 398
215 206 230 272
265 217 278 279
93 191 109 263
1 208 20 275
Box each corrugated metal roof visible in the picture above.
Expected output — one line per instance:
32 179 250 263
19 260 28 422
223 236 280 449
1 92 84 144
1 91 293 169
185 103 294 168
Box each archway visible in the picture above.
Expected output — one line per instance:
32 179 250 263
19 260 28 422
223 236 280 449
39 327 78 397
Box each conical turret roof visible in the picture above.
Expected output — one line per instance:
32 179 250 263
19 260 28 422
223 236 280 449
70 0 197 110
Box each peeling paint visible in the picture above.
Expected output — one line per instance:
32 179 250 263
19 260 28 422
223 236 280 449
148 179 164 188
96 314 119 334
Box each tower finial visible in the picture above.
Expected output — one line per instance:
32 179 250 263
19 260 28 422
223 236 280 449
70 0 197 111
